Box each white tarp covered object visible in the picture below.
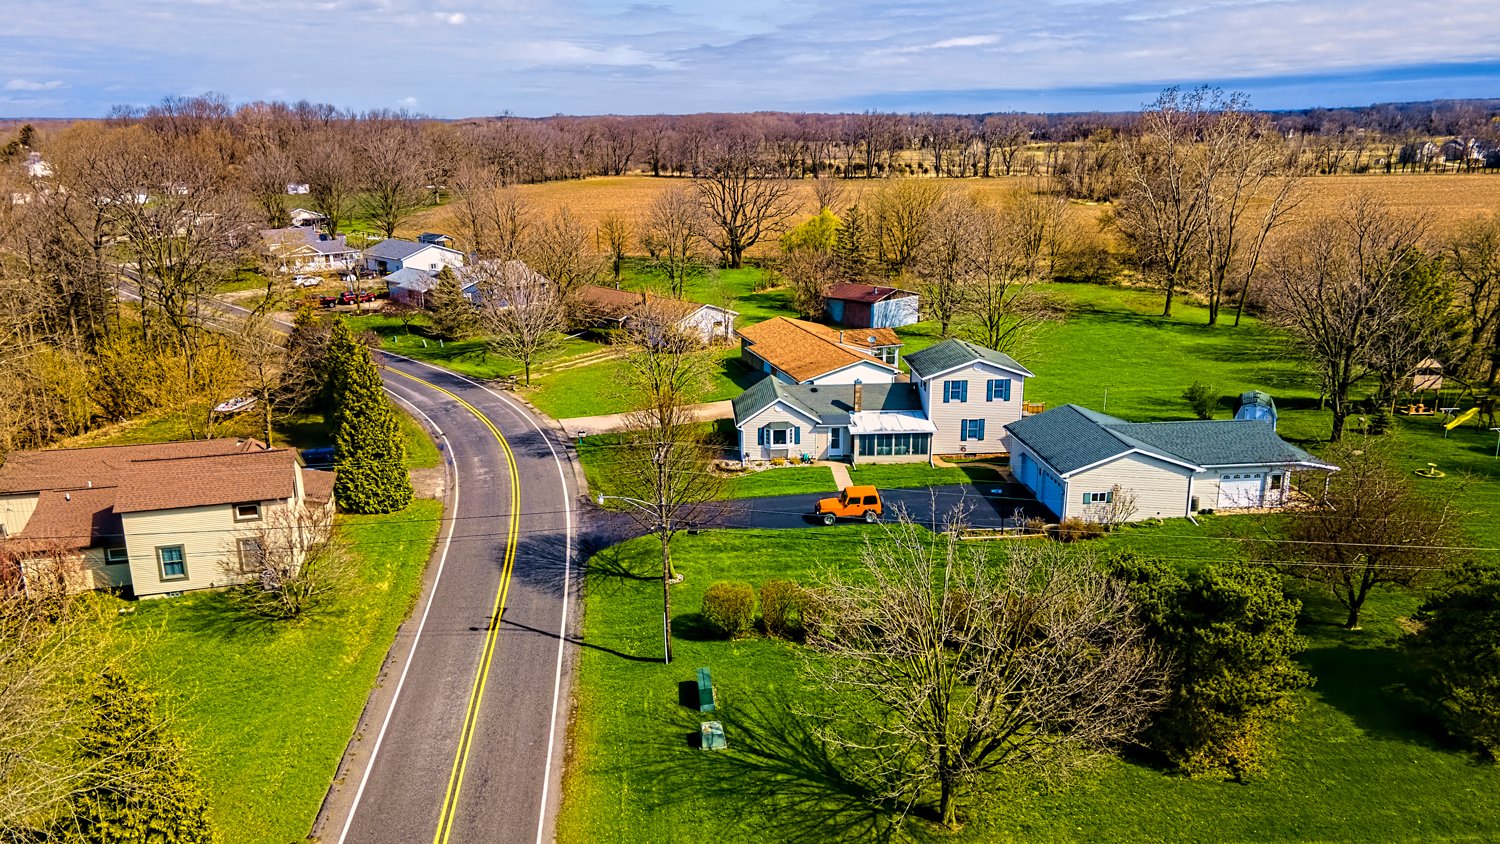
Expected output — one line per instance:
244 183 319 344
847 410 937 435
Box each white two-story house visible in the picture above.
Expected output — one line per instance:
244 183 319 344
732 338 1035 463
364 238 466 276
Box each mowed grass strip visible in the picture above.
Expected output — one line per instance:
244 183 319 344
559 526 1500 844
114 499 444 843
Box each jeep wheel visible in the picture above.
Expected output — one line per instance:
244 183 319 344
863 510 879 523
822 513 836 526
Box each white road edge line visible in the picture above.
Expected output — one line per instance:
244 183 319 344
375 351 576 844
336 384 460 844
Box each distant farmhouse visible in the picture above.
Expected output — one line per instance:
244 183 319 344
573 284 738 343
261 226 361 272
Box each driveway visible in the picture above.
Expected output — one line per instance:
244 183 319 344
582 481 1050 550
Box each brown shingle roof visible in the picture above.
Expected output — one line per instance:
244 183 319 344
825 282 916 304
0 439 263 495
113 449 298 513
303 469 335 505
574 284 704 323
737 317 901 383
13 487 124 549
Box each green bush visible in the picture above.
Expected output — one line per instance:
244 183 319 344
759 579 807 639
702 581 756 639
1368 406 1394 434
1183 381 1219 420
1408 562 1500 761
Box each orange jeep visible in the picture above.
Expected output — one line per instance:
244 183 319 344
815 485 883 525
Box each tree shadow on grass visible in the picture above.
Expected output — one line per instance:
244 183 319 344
633 693 939 844
158 589 352 640
1297 642 1454 752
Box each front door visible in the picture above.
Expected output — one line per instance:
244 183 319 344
828 427 847 456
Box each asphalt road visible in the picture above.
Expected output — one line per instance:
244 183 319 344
325 357 581 844
151 282 583 843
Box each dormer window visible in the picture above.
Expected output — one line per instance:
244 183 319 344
234 503 262 521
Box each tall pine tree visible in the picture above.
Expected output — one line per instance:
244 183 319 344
427 266 479 340
328 321 413 514
833 203 877 282
56 673 215 844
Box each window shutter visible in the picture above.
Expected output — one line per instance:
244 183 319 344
757 426 765 445
1001 379 1011 401
977 420 985 440
1083 493 1091 505
943 381 951 403
1106 490 1114 503
958 381 968 402
960 421 968 442
794 426 801 445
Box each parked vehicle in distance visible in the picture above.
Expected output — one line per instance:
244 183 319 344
292 275 320 287
815 485 883 525
319 290 380 308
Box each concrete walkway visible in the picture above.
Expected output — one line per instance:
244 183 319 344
558 399 735 436
823 461 853 488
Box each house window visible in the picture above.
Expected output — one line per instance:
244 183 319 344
986 379 1012 401
234 503 262 521
771 428 789 446
104 547 128 566
1269 474 1284 491
829 428 841 450
1083 491 1114 504
959 419 986 441
157 545 187 581
943 380 968 403
858 433 929 456
237 537 265 573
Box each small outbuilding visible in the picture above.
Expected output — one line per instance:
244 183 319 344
824 282 919 329
1233 391 1278 429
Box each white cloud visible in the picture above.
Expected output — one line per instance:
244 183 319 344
513 41 672 68
930 35 999 49
4 78 64 92
437 11 467 25
399 96 419 107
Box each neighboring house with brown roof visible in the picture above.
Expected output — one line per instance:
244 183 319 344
573 284 737 343
737 316 903 386
825 282 919 329
0 439 333 598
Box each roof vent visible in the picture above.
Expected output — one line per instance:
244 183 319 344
65 493 71 501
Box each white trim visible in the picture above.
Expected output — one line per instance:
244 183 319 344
736 399 824 429
1059 447 1204 478
909 357 1035 383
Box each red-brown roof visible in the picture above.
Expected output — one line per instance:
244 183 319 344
113 449 298 513
303 469 335 504
736 317 900 383
825 282 916 304
13 487 124 549
574 284 708 323
0 439 264 495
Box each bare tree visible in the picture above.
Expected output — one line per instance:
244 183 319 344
808 524 1164 828
639 186 712 298
1115 88 1214 317
527 207 606 296
1263 197 1428 440
693 139 798 269
597 212 631 284
295 127 359 235
356 115 427 238
779 248 840 320
241 146 294 227
474 260 565 385
222 501 349 620
1275 441 1464 629
609 302 726 663
870 178 943 274
915 192 985 337
1447 214 1500 388
960 204 1053 355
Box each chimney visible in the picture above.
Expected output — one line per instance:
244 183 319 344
838 330 844 344
853 383 863 412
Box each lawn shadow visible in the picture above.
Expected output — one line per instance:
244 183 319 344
720 357 766 391
1298 642 1455 751
633 693 936 844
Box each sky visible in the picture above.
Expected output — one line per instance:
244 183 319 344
2 0 1498 118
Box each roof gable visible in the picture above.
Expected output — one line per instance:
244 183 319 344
733 379 921 426
905 338 1034 380
825 282 916 304
737 317 899 383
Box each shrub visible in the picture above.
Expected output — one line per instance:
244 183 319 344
759 579 807 639
702 582 756 638
1183 381 1219 420
1053 517 1104 542
1368 406 1394 434
1407 562 1500 761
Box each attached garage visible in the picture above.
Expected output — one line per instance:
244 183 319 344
1216 472 1265 509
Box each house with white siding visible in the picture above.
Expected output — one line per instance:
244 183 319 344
574 284 737 344
732 337 1035 464
0 439 333 598
261 226 362 271
824 282 920 329
364 238 465 276
905 339 1036 457
737 317 903 385
1006 404 1336 523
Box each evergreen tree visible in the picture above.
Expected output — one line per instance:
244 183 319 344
322 319 360 431
56 672 215 844
1109 554 1311 779
833 203 877 282
426 266 478 340
329 320 412 514
1408 562 1500 761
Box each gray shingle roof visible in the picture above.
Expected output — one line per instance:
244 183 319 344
364 238 427 261
1006 404 1334 476
384 267 438 291
731 378 921 426
905 339 1034 380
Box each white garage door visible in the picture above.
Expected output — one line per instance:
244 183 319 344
1218 472 1264 509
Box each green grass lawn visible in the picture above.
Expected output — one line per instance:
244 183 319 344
113 499 443 843
558 527 1500 844
845 461 1006 490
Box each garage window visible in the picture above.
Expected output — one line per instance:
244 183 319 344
1083 491 1114 504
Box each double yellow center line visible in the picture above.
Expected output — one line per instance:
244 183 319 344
388 369 521 844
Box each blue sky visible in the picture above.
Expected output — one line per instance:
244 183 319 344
2 0 1498 117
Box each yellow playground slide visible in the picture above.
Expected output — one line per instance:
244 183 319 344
1445 407 1480 431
